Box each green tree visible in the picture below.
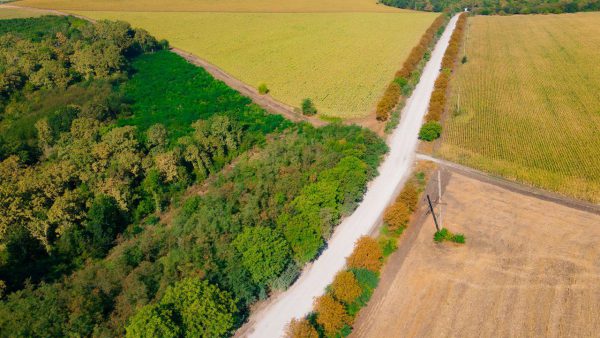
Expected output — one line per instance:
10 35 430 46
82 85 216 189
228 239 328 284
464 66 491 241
301 98 317 116
233 226 291 285
418 121 442 141
84 194 126 258
161 278 238 338
125 303 180 338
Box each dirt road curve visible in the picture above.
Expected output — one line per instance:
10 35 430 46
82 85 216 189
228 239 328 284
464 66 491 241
171 48 327 127
351 171 600 337
236 14 460 338
417 153 600 215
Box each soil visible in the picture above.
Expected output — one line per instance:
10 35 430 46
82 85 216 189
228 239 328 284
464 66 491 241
350 170 600 338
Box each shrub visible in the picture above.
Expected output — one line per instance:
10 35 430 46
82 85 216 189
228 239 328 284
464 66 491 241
269 262 300 291
301 98 317 116
383 202 410 231
376 82 401 121
285 318 318 338
461 56 468 64
314 294 350 335
434 228 466 244
419 121 442 141
331 271 362 304
346 236 383 272
396 182 419 211
258 83 269 94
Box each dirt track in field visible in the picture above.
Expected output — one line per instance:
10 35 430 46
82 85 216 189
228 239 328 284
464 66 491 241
351 171 600 338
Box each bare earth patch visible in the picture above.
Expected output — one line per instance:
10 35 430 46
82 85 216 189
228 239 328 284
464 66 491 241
351 172 600 337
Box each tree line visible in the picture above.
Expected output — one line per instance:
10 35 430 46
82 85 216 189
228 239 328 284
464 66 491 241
376 14 446 121
420 12 468 142
285 173 427 337
380 0 600 14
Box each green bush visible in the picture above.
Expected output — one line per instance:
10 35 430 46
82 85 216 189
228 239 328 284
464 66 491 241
301 98 317 116
258 83 269 94
418 121 442 141
434 228 466 244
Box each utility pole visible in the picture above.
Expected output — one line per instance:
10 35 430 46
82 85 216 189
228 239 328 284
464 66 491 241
427 195 440 232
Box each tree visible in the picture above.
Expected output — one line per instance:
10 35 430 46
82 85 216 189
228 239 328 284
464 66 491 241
314 294 349 335
331 271 361 303
125 304 180 338
233 226 291 285
418 121 442 141
258 83 269 94
285 318 318 338
83 194 126 258
146 124 168 149
346 236 383 272
383 202 410 231
161 278 238 338
301 98 317 116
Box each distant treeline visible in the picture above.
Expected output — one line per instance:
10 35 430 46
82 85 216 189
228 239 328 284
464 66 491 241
380 0 600 14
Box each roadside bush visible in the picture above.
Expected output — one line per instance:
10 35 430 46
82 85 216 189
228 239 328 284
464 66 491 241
314 294 350 335
258 83 269 94
383 202 410 231
286 318 318 338
346 236 383 272
434 228 466 244
301 98 317 116
268 262 300 291
419 121 442 141
331 271 362 304
396 181 419 211
376 82 401 121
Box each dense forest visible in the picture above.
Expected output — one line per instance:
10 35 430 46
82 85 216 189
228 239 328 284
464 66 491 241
0 16 387 337
380 0 600 14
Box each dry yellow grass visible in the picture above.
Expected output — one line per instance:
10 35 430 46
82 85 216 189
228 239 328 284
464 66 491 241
67 10 436 117
18 0 408 12
439 13 600 203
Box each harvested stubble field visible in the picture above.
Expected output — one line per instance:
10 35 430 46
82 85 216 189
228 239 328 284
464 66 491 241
19 0 437 118
439 13 600 203
352 172 600 338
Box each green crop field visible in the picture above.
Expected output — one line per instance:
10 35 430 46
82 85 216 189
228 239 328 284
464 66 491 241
19 0 437 118
439 13 600 203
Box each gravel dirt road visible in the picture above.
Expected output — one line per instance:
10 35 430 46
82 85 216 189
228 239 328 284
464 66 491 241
236 14 460 338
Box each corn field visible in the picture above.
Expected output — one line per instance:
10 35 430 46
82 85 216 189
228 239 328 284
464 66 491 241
439 13 600 203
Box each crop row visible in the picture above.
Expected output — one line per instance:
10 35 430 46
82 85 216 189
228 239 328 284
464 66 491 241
376 14 446 121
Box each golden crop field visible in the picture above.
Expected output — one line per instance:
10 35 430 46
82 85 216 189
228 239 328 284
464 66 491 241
18 0 406 12
0 7 45 19
18 0 436 118
439 13 600 203
70 11 436 117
